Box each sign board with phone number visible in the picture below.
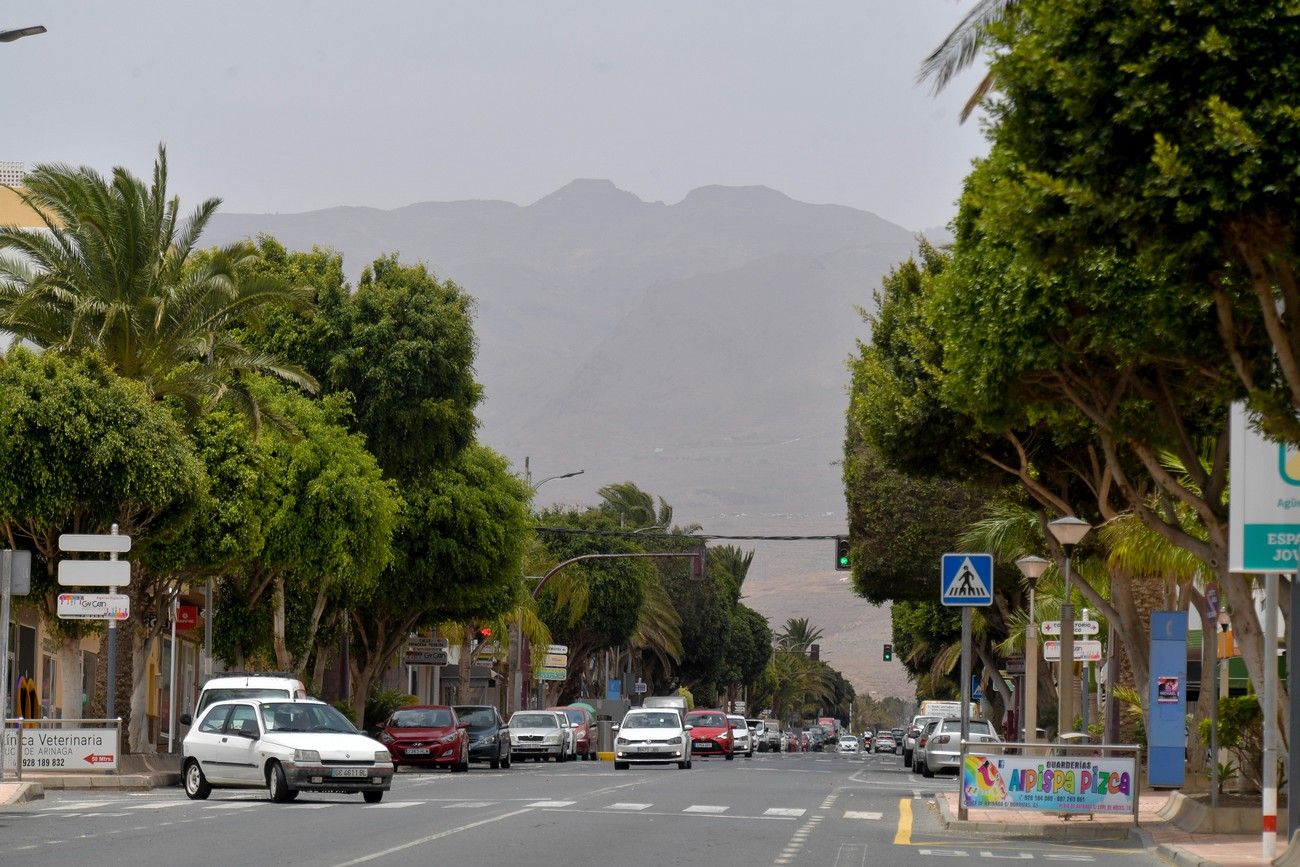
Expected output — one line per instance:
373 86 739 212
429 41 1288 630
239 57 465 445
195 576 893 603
2 727 119 771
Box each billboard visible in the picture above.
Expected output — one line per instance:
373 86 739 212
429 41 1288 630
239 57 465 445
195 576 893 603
962 754 1135 814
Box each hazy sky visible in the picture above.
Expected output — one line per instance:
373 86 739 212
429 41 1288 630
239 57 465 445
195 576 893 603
3 1 989 230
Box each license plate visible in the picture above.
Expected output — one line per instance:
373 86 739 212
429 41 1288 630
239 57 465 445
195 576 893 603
693 741 711 748
405 748 430 756
331 768 368 777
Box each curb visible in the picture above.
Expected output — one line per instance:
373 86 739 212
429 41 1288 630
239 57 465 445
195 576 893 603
596 752 614 761
0 781 44 806
934 794 1138 842
1152 842 1219 867
24 772 180 791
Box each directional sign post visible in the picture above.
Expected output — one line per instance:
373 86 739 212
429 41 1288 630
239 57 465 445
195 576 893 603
941 553 993 822
59 527 131 721
1040 620 1101 636
1043 640 1104 662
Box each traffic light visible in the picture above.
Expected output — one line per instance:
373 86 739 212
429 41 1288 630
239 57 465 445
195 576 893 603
471 625 492 649
883 643 893 662
835 535 851 571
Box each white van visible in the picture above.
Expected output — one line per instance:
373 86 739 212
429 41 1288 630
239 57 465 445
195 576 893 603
642 695 688 715
179 673 308 727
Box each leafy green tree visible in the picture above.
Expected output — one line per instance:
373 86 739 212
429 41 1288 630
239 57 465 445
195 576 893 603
0 349 205 745
720 605 773 695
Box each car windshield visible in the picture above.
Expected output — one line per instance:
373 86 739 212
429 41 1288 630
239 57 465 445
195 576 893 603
453 707 497 728
686 712 725 727
198 687 290 713
727 716 746 726
388 708 452 728
261 702 357 734
561 710 585 725
622 712 680 729
511 713 558 729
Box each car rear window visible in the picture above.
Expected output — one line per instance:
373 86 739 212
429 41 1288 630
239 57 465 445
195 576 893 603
454 707 497 727
939 720 993 735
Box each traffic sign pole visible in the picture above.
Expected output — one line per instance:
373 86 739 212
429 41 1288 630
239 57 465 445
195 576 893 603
105 524 121 720
0 550 12 783
959 605 971 822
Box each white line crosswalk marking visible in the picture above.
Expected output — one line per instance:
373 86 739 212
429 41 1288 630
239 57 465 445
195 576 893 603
683 805 728 814
843 810 883 820
445 801 495 808
124 802 191 810
205 802 260 809
607 803 652 811
364 801 422 809
46 801 110 810
764 808 806 817
528 800 576 808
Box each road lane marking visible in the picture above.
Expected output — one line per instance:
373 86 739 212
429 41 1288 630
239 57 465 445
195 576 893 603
363 801 422 809
607 802 651 810
917 849 969 857
980 853 1033 860
285 803 334 809
526 800 575 807
894 797 912 845
764 808 806 817
843 810 882 820
328 807 534 867
124 801 191 809
205 802 260 809
443 801 496 808
684 805 728 813
833 843 867 867
45 801 110 810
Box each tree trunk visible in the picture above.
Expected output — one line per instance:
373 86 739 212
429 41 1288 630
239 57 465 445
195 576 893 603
272 574 291 671
57 641 83 721
128 621 154 754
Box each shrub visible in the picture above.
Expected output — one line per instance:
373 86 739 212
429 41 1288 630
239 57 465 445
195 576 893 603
1196 696 1262 791
364 688 419 730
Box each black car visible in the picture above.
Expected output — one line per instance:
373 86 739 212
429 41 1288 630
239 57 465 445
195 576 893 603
453 705 512 769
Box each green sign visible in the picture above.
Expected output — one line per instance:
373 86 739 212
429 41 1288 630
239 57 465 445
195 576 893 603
538 667 566 681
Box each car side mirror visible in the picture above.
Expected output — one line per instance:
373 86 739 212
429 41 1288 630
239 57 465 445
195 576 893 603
683 724 693 731
179 713 192 727
611 725 620 732
234 728 258 740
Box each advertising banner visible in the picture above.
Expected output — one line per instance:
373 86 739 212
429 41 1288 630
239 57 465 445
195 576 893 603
1229 401 1300 572
2 727 119 771
962 754 1135 814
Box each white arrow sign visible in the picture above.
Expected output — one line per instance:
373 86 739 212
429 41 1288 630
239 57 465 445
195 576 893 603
1043 640 1103 662
58 533 132 553
58 560 131 587
1040 620 1100 636
57 593 130 620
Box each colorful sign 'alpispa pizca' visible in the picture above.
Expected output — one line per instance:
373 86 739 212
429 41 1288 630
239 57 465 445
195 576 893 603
962 755 1135 814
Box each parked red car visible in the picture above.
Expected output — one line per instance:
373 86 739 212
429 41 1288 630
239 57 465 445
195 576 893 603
684 709 734 760
376 705 469 771
550 706 597 761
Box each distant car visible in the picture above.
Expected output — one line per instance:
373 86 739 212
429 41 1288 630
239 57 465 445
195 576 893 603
551 706 597 760
746 718 767 751
507 710 568 762
454 704 512 769
903 715 939 767
684 709 734 759
920 718 1001 778
180 673 308 728
727 714 754 758
874 733 896 753
183 698 392 803
837 736 860 754
613 708 692 770
375 705 469 772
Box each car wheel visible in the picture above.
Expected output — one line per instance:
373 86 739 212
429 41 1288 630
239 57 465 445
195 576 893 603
501 752 512 769
363 790 384 804
904 750 913 767
678 760 689 769
725 751 734 761
267 761 294 803
686 759 692 769
921 762 935 779
452 745 469 773
747 749 754 758
614 761 629 770
490 757 501 769
183 759 211 800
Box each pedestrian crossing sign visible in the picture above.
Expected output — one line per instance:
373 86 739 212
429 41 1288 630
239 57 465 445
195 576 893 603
941 553 993 606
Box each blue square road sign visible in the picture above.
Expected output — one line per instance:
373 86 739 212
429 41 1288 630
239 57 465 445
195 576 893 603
941 553 993 606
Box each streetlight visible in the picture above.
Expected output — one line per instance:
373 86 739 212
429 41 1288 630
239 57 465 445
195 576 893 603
524 455 583 491
0 25 46 43
1048 516 1091 738
1015 554 1049 745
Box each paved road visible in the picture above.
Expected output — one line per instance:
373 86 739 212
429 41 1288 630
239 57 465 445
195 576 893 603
0 749 1162 866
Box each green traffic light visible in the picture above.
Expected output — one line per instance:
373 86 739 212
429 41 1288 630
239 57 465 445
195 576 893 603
838 555 850 567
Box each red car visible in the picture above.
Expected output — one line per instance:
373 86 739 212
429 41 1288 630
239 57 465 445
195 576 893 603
550 706 597 761
684 709 734 760
376 705 470 772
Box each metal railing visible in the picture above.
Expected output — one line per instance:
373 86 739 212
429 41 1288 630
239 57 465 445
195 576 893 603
1 717 123 781
958 739 1143 826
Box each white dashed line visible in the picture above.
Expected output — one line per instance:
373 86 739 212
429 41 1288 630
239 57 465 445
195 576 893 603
363 801 422 809
843 810 883 820
607 802 652 811
764 808 806 817
683 805 728 813
528 800 576 808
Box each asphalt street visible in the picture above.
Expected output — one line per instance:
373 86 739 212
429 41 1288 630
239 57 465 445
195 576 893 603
0 749 1163 866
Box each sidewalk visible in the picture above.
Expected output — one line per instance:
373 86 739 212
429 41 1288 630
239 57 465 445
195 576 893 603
936 791 1287 866
0 780 44 806
1 753 181 794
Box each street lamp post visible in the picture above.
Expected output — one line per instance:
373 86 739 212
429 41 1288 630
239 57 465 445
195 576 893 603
0 25 46 43
1048 516 1091 738
1016 555 1049 745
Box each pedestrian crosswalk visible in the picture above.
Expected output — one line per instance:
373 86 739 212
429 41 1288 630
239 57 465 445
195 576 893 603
10 797 892 822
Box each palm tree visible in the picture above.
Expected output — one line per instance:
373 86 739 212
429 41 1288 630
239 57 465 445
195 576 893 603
776 617 824 653
917 0 1018 122
0 145 317 429
596 482 702 533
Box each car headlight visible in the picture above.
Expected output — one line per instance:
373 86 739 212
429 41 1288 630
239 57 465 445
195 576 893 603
616 737 630 745
544 733 561 743
294 749 321 762
667 736 682 745
478 734 496 745
439 733 460 744
378 731 394 743
375 750 392 763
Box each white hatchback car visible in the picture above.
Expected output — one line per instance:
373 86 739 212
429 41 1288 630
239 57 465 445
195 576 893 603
838 735 860 754
613 708 692 769
182 698 393 803
726 713 754 758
